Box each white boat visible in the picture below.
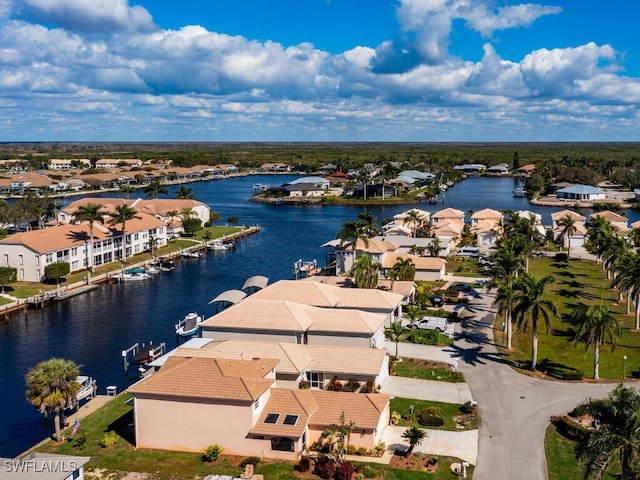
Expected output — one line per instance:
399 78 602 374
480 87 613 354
182 251 203 258
208 241 228 251
145 264 161 274
113 271 151 281
76 375 96 402
175 312 203 337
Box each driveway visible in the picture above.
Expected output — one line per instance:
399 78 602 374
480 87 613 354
380 376 473 404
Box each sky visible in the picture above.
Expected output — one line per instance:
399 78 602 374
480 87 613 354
1 0 639 142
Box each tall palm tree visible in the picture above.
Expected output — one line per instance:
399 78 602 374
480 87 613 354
601 235 629 281
613 252 640 329
570 304 621 380
25 358 80 442
350 253 381 289
385 321 404 359
575 385 640 480
108 205 140 262
391 258 416 281
357 211 380 238
144 179 168 199
558 215 577 259
512 273 559 371
119 184 136 199
587 216 614 264
494 280 518 350
402 426 427 456
336 219 368 249
403 210 425 238
73 202 104 278
175 186 195 200
427 237 440 257
489 246 525 349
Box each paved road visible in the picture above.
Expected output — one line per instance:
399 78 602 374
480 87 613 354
380 376 473 404
456 289 615 480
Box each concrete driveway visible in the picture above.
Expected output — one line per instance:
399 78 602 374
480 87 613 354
381 425 477 465
380 376 473 404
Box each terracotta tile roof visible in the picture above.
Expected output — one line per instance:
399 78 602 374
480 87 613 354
470 219 502 234
308 390 389 430
0 213 164 254
590 210 628 223
240 280 403 312
380 252 445 270
305 345 386 375
471 208 503 220
343 238 398 254
551 209 586 221
432 208 465 219
201 299 315 331
249 389 316 438
306 308 385 334
62 197 208 218
128 356 275 401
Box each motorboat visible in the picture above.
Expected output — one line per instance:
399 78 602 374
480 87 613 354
113 270 151 281
157 257 175 272
175 312 203 337
75 375 96 402
145 264 161 274
208 241 228 251
182 251 203 258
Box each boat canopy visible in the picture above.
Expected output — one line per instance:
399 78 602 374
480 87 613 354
208 289 247 305
242 275 269 291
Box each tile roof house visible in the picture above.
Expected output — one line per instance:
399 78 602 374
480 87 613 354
155 338 389 391
128 356 389 459
431 208 465 245
199 299 387 349
470 208 504 246
589 211 629 234
333 238 398 276
551 209 587 248
380 252 446 281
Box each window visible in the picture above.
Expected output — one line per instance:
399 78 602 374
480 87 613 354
283 415 299 426
309 372 322 389
45 253 53 262
271 437 295 452
3 254 8 265
18 254 23 265
35 255 39 266
264 413 279 424
134 233 139 241
71 247 78 256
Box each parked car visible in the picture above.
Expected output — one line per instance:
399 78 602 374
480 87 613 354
429 295 444 307
450 283 472 292
412 316 449 332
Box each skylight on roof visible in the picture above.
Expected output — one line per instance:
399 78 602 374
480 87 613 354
283 414 299 426
264 413 279 424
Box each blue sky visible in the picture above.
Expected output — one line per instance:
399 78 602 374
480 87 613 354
1 0 639 142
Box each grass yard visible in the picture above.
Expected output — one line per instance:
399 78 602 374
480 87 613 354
446 258 486 277
392 357 465 383
390 397 477 431
495 257 640 380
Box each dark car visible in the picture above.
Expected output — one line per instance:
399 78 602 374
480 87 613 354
429 295 445 307
450 283 472 292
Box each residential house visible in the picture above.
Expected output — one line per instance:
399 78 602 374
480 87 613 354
332 237 398 275
470 208 504 246
249 279 404 326
551 209 587 248
380 252 446 281
128 356 389 459
199 298 386 349
0 213 167 281
514 210 547 237
152 338 389 390
453 164 486 174
373 235 451 257
431 208 465 246
556 185 606 201
589 211 629 234
384 209 431 237
48 158 91 170
303 275 416 304
516 164 535 176
485 164 509 175
258 163 290 172
95 158 143 169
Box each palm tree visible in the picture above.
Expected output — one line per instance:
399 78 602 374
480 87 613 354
401 426 427 456
350 253 381 289
601 235 629 281
613 252 640 329
119 184 136 199
403 210 425 238
73 202 105 279
357 211 379 237
25 358 80 442
587 216 614 264
512 273 558 371
575 384 640 480
108 205 140 262
144 179 168 199
427 238 440 257
570 304 621 380
494 280 518 350
489 246 525 349
336 219 368 249
391 258 416 281
176 186 195 200
558 215 577 259
385 321 404 359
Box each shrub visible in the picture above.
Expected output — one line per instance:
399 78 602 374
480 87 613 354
414 451 425 460
630 370 640 379
363 465 379 478
295 457 312 472
372 442 386 456
314 456 337 479
452 371 464 381
417 407 444 427
239 457 260 469
460 401 475 414
342 379 361 393
408 329 440 345
298 380 310 389
550 416 590 441
390 411 402 425
99 431 119 448
202 444 224 462
568 404 588 418
335 462 355 480
555 252 568 262
346 444 357 455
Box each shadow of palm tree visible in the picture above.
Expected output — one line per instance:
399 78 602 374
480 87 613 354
536 358 583 380
65 229 90 243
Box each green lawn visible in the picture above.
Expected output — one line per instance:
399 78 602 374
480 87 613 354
446 258 486 276
496 257 640 380
390 397 477 431
392 357 465 383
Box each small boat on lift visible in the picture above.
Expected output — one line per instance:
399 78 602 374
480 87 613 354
113 268 151 281
182 251 203 259
208 241 228 251
76 375 96 402
175 312 203 337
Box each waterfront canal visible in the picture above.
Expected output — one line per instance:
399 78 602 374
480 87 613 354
1 174 637 456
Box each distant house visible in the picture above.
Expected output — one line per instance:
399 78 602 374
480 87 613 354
431 208 465 245
516 164 535 176
551 209 587 248
128 356 389 459
380 252 446 281
453 164 486 174
556 185 605 201
515 210 547 237
353 183 397 198
589 211 629 234
95 158 143 169
485 164 509 175
470 208 504 246
384 209 431 237
48 158 91 170
332 237 398 275
258 163 290 172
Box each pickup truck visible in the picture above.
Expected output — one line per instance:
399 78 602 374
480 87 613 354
412 316 449 332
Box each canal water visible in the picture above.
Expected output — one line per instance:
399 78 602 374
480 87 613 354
0 175 637 456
